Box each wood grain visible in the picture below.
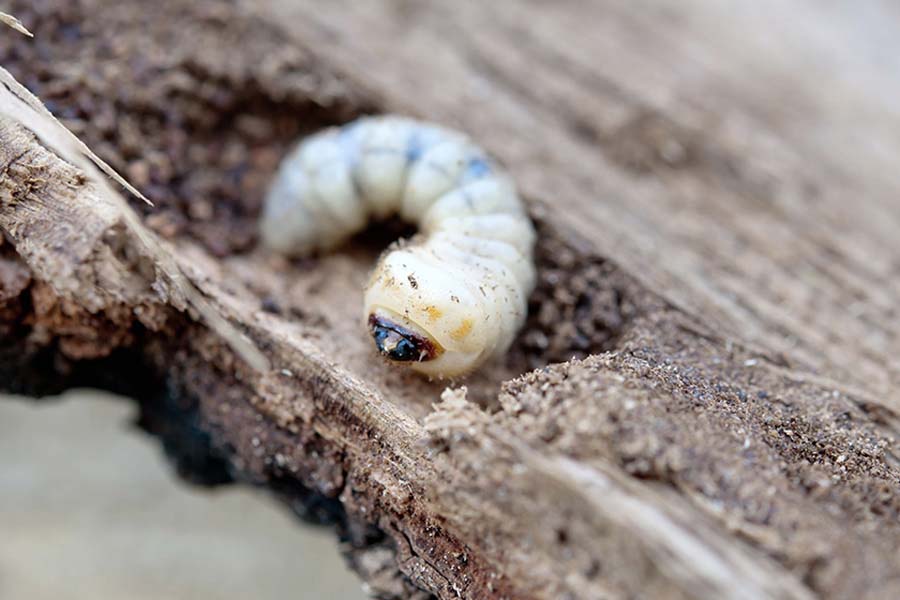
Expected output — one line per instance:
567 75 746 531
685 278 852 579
1 1 898 598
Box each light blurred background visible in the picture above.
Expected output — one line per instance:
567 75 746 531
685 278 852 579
0 390 367 600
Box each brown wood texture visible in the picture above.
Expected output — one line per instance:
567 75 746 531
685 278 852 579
1 1 898 598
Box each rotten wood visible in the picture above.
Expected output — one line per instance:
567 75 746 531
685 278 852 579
1 1 898 599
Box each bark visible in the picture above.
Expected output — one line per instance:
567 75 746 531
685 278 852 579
1 1 898 599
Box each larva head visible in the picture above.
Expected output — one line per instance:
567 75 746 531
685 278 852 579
363 249 496 378
368 312 441 362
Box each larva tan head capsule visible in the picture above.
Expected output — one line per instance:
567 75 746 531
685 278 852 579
364 248 499 378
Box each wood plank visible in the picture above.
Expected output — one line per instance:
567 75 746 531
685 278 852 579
0 1 898 598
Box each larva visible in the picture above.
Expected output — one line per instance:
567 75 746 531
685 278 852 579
260 116 536 377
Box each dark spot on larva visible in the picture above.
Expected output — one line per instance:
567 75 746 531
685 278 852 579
468 157 491 177
260 297 282 314
464 156 492 180
406 131 425 162
368 314 440 363
451 295 460 303
407 274 418 289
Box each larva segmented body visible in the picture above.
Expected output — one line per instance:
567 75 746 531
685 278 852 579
260 116 536 377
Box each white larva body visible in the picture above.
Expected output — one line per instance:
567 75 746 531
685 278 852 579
260 115 536 377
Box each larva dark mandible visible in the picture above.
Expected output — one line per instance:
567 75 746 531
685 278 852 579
260 116 536 377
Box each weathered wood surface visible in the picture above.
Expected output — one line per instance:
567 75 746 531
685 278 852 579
1 1 898 598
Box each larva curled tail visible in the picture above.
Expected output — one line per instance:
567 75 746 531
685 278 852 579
260 115 536 378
